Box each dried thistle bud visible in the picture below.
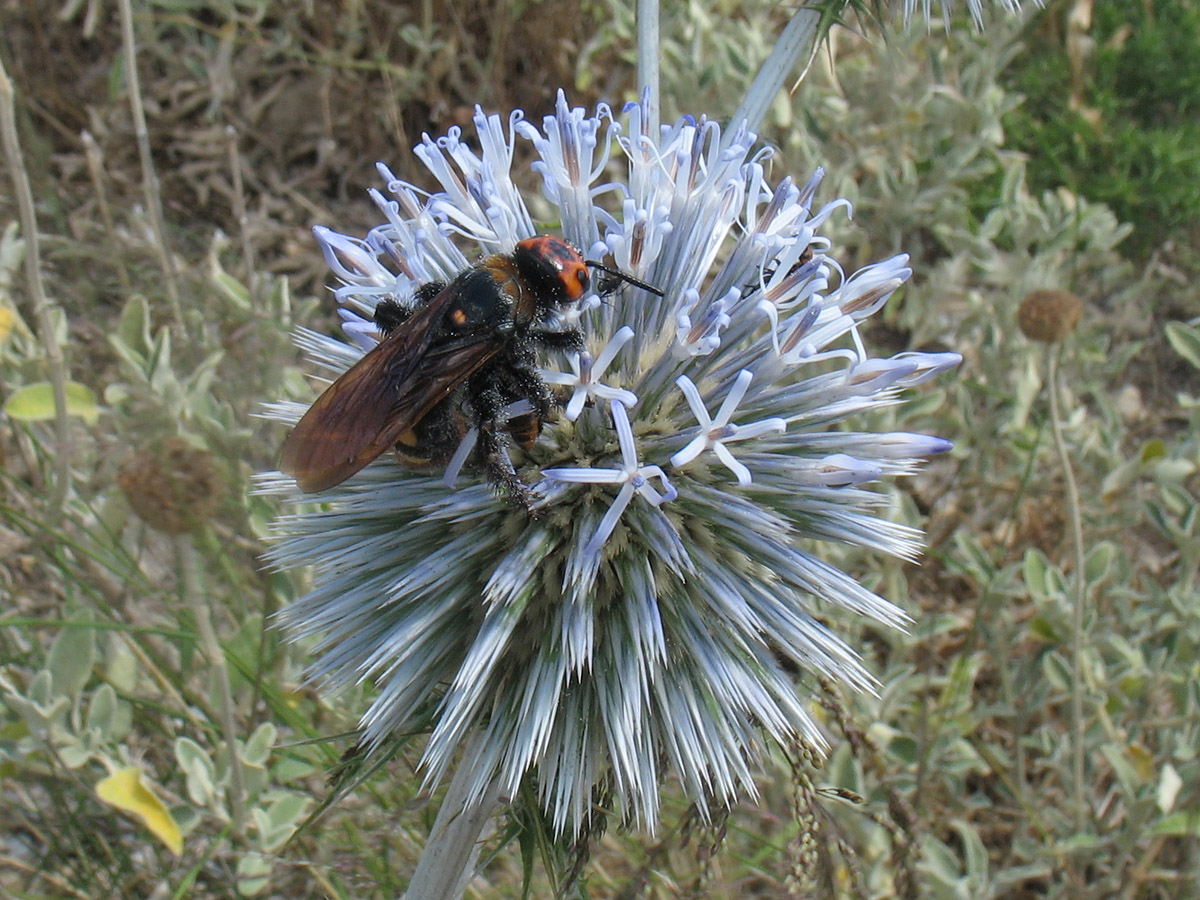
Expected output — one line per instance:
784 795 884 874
118 436 223 535
1018 289 1083 343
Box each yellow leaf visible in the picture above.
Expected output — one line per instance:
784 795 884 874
0 305 13 342
96 766 183 856
4 381 101 426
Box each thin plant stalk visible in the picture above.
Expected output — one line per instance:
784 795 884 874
82 130 133 295
177 534 247 834
118 0 182 328
225 126 257 297
637 0 660 132
725 5 824 142
1046 346 1089 832
0 55 72 518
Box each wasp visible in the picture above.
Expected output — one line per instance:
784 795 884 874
281 235 661 505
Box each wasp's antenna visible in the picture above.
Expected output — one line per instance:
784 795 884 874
585 261 665 298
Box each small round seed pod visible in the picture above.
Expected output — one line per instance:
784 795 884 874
1018 289 1083 343
118 436 223 535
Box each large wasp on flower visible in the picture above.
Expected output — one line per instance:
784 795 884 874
281 235 661 506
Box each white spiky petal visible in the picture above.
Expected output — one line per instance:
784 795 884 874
902 0 1033 29
263 91 957 837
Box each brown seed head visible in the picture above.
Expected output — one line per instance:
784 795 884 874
118 437 223 535
1017 289 1083 343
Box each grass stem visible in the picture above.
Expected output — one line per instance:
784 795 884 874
177 534 247 834
82 130 133 295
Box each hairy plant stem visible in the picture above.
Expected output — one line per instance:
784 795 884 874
0 56 73 518
401 766 502 900
1047 347 1089 833
637 0 660 132
725 6 823 144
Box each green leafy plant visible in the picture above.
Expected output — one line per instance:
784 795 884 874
1004 0 1200 258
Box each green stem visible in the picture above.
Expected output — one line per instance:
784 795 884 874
1047 347 1089 833
177 534 247 834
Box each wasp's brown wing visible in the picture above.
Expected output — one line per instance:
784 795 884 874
280 292 499 492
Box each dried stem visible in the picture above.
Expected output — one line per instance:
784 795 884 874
82 130 133 295
0 55 73 517
118 0 182 328
225 126 257 294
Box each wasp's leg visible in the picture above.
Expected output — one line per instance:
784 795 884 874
475 421 535 509
481 352 558 423
372 299 410 333
374 281 447 334
513 364 557 421
530 328 584 355
527 329 585 415
465 371 536 508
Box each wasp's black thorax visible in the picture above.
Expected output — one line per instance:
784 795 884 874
443 266 519 336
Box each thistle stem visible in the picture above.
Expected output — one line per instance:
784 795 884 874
402 768 502 900
725 6 823 142
637 0 660 132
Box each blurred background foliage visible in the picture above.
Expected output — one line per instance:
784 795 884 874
1 0 1197 897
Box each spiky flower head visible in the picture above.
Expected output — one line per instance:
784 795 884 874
903 0 1032 29
262 91 957 837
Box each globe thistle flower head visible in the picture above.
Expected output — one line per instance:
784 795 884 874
903 0 1032 30
263 91 958 837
